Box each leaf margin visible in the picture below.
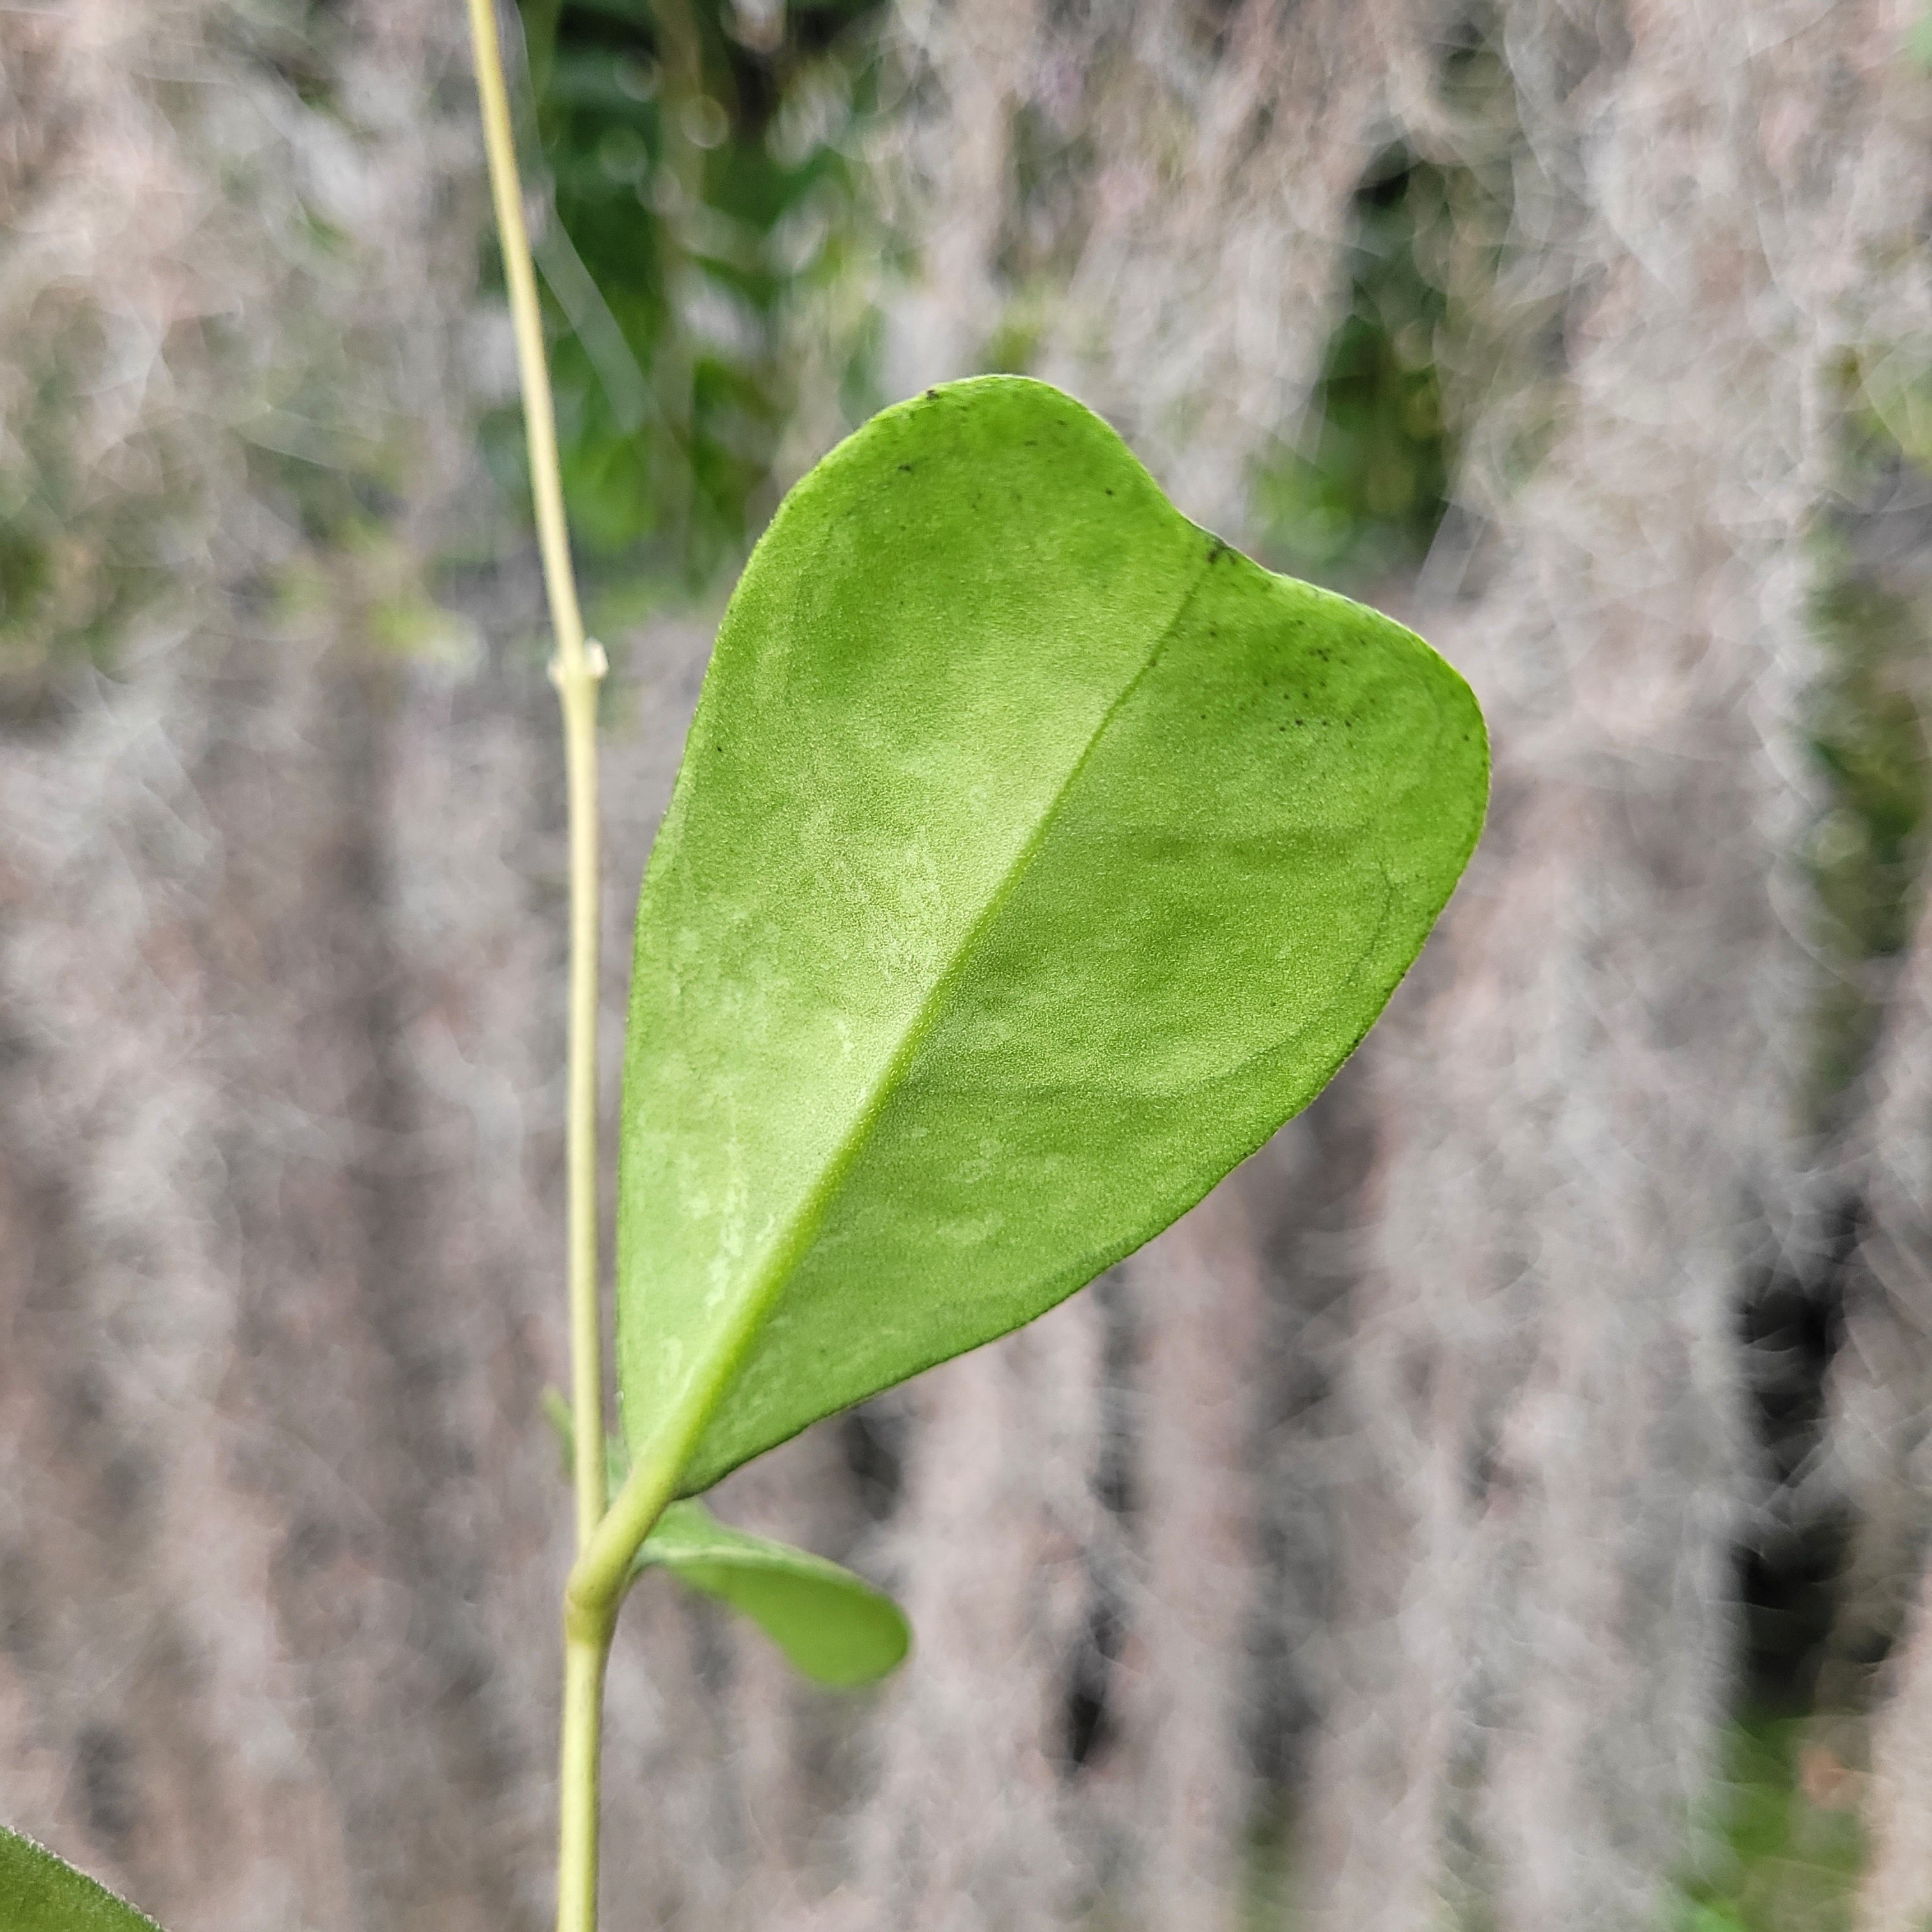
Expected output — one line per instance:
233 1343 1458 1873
0 1821 166 1932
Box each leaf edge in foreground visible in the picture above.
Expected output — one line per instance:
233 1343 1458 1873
0 1822 167 1932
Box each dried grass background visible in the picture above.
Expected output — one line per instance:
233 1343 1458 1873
6 2 1932 1929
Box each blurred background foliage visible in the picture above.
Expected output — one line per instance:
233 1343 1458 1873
1671 1717 1863 1932
504 0 892 602
1805 361 1932 1116
3 0 901 707
1250 26 1523 593
1250 149 1460 589
0 354 174 714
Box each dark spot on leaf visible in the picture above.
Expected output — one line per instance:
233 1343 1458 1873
899 463 913 473
1105 487 1114 496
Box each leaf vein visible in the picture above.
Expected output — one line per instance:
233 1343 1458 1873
645 537 1222 1490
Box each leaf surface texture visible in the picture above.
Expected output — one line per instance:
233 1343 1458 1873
1 1824 165 1932
617 375 1488 1493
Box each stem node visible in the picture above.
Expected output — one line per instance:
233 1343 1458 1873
564 1571 618 1651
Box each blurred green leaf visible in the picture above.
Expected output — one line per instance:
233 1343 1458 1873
615 375 1488 1498
0 1824 165 1932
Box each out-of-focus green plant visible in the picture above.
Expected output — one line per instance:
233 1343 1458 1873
500 0 891 588
0 334 190 717
1801 350 1932 1113
1252 150 1460 586
1252 19 1538 593
1805 551 1928 1103
1907 6 1932 73
1672 1716 1863 1932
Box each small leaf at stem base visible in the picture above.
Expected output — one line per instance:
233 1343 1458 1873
634 1501 910 1687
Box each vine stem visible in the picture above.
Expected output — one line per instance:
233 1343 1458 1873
463 3 610 1929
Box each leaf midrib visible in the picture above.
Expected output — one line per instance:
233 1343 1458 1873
638 537 1222 1489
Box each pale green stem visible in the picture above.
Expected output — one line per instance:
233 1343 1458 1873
463 3 610 1929
556 1629 611 1932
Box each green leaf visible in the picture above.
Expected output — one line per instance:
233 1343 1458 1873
540 1392 908 1685
634 1500 911 1687
617 374 1487 1498
0 1824 165 1932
